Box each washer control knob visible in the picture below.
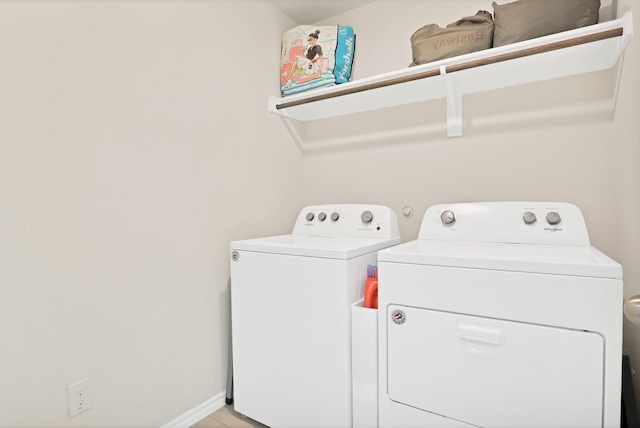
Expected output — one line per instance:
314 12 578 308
318 212 327 221
305 212 314 221
546 211 561 225
331 212 340 222
361 211 373 224
440 210 456 225
523 212 537 225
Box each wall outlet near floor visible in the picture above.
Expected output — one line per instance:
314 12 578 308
67 378 91 418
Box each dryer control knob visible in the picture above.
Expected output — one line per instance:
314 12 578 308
523 212 537 224
361 211 373 223
440 210 456 225
318 212 327 221
306 212 314 221
331 212 340 221
546 211 561 225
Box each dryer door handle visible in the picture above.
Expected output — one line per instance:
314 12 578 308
456 324 504 345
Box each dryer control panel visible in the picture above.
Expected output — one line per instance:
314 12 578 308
293 204 400 239
419 202 590 246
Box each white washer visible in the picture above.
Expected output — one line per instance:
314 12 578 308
231 204 400 428
377 202 623 428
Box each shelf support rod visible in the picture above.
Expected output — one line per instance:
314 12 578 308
441 66 463 137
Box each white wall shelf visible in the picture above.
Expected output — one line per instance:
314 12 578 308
269 11 633 138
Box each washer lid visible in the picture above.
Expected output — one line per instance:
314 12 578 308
232 234 401 260
377 240 622 279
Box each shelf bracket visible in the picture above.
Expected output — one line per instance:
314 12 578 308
441 65 463 137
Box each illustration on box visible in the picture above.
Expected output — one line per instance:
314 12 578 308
280 25 354 97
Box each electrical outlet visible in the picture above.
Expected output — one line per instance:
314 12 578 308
67 378 91 418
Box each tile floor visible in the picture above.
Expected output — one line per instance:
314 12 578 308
191 404 268 428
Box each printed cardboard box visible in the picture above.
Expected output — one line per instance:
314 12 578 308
281 25 355 97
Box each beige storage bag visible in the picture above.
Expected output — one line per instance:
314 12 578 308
492 0 601 47
410 10 494 67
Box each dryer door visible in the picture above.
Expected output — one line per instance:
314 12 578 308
386 305 604 428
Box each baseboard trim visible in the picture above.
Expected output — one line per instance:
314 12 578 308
161 390 226 428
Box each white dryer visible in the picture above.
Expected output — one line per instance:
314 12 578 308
377 202 623 428
231 204 400 428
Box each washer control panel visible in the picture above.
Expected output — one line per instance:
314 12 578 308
293 204 400 239
421 202 590 245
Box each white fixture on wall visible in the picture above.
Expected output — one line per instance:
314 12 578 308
67 378 92 418
625 296 640 325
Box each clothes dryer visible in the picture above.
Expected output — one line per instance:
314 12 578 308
231 204 400 428
377 202 623 428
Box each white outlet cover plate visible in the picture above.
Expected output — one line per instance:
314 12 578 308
67 378 91 418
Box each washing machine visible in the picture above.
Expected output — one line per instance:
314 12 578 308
231 204 400 428
377 202 623 428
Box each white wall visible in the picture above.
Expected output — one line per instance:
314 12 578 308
0 1 301 426
304 0 640 398
1 0 638 425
